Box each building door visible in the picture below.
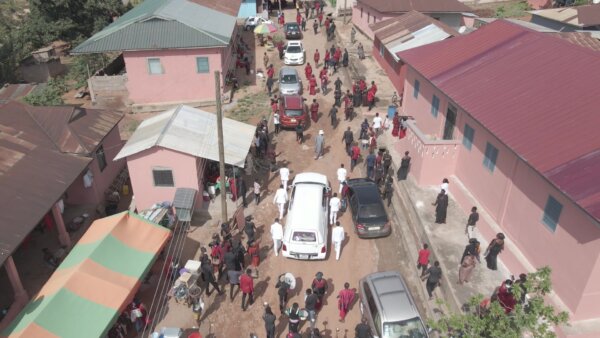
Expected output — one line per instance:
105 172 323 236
443 104 457 140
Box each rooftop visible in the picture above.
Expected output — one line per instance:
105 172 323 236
72 0 241 54
114 105 255 168
0 101 123 265
529 4 600 28
397 19 600 221
358 0 472 14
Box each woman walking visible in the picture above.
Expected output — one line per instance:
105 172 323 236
262 305 276 338
432 189 449 224
458 253 477 284
484 233 505 270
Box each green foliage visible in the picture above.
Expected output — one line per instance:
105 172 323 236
495 1 531 19
23 77 68 106
429 267 569 338
67 54 111 89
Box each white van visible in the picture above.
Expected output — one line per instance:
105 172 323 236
282 172 330 260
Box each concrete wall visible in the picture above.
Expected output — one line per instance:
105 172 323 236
530 15 576 32
65 126 126 205
399 66 600 323
372 38 406 94
125 147 203 211
123 48 224 105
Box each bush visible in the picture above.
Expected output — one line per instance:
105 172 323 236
23 77 68 106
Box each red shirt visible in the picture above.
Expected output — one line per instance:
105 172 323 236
418 249 430 265
267 67 274 78
240 274 254 293
314 51 320 62
351 146 360 160
310 102 319 113
359 80 367 91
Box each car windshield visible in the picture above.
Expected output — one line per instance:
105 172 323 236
281 75 298 84
358 203 387 222
383 317 428 338
287 46 302 53
285 109 303 117
287 25 299 31
292 231 316 242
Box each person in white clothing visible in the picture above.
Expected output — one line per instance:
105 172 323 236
270 218 284 256
336 164 347 194
441 178 449 195
331 221 345 260
273 184 288 219
273 112 281 134
329 193 341 225
280 166 290 191
372 113 382 136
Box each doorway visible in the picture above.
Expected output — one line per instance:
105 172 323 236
443 104 457 140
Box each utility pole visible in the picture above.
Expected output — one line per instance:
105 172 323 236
278 0 282 13
215 71 228 224
343 0 348 24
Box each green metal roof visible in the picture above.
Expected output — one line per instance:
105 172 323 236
72 0 239 54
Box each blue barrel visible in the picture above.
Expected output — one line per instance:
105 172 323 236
387 105 396 119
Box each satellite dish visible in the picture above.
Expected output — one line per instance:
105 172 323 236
458 26 467 34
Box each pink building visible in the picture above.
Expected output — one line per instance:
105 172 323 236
114 105 255 213
352 0 472 39
394 20 600 337
72 0 242 109
0 98 124 330
370 11 457 95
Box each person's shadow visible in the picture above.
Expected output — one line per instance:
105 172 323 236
254 276 271 299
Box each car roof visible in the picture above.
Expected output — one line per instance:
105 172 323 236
280 67 299 76
287 41 302 46
283 95 303 109
347 179 381 205
293 172 328 186
286 22 300 27
364 271 420 323
286 184 326 231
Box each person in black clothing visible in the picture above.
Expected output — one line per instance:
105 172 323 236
276 276 291 313
305 289 319 331
329 106 338 128
397 151 411 180
382 150 392 178
239 179 248 207
295 124 304 144
263 305 277 338
422 261 442 300
334 77 342 92
432 190 449 224
220 222 232 242
382 176 394 207
233 240 246 271
334 89 342 107
342 127 354 155
355 318 372 338
465 206 479 238
201 255 223 296
286 302 301 333
244 216 256 242
461 238 481 264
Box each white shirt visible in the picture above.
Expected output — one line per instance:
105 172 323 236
273 188 288 203
337 167 347 182
329 197 341 212
372 116 382 128
332 226 344 243
280 167 290 181
273 113 280 124
271 222 283 240
441 182 449 195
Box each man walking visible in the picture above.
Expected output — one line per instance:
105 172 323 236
273 185 288 220
350 142 361 172
382 150 392 177
314 49 320 67
397 151 411 180
266 76 274 96
227 267 242 301
270 218 283 256
280 165 290 190
465 206 479 239
313 19 318 34
342 127 354 155
305 289 319 331
331 221 345 260
329 105 337 128
329 193 341 225
372 112 382 135
240 268 254 311
201 255 223 296
263 305 276 338
253 180 261 204
263 52 269 69
337 282 355 321
314 130 325 159
337 164 347 193
382 176 393 207
310 99 319 123
417 243 430 277
365 151 376 179
334 77 342 92
422 261 442 300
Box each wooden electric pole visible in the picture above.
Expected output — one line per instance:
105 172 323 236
215 71 228 224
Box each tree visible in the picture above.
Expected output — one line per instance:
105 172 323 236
429 267 569 338
23 77 68 106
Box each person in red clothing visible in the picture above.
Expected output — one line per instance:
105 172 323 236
324 17 330 32
350 143 361 172
370 81 378 97
240 268 254 311
320 72 328 94
324 50 330 66
496 279 517 314
343 90 352 120
333 47 342 66
315 0 321 13
278 13 285 26
318 12 323 26
319 67 327 81
247 240 260 267
367 88 376 111
267 64 275 79
311 272 328 311
314 49 320 67
309 75 317 95
271 98 279 114
304 62 313 79
310 99 319 122
296 12 302 25
337 282 356 321
417 243 430 277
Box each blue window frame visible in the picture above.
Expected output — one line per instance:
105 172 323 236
196 57 209 73
431 95 439 117
463 124 475 150
483 142 498 172
542 196 562 232
413 80 420 98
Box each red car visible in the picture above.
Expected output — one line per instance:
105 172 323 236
279 94 308 128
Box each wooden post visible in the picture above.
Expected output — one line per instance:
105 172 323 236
215 71 228 224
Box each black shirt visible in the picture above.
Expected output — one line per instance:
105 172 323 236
355 323 371 338
305 293 319 311
426 266 442 284
467 212 479 226
343 130 354 144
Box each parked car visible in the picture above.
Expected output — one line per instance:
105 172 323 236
284 41 305 65
284 22 302 39
278 95 308 128
346 178 391 238
244 16 272 31
282 173 330 260
359 271 429 338
278 67 302 95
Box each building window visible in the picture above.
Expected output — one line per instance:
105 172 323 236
196 57 209 73
463 124 475 150
483 142 499 172
96 145 107 172
431 95 439 117
413 80 420 98
147 58 163 74
542 196 562 232
153 168 174 187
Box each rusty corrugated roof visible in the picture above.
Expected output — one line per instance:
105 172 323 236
397 19 600 221
0 101 123 265
358 0 472 14
549 32 600 51
371 11 458 41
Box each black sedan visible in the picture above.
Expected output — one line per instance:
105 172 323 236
346 178 391 238
284 23 302 40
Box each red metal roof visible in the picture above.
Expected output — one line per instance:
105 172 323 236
397 19 600 221
358 0 472 14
